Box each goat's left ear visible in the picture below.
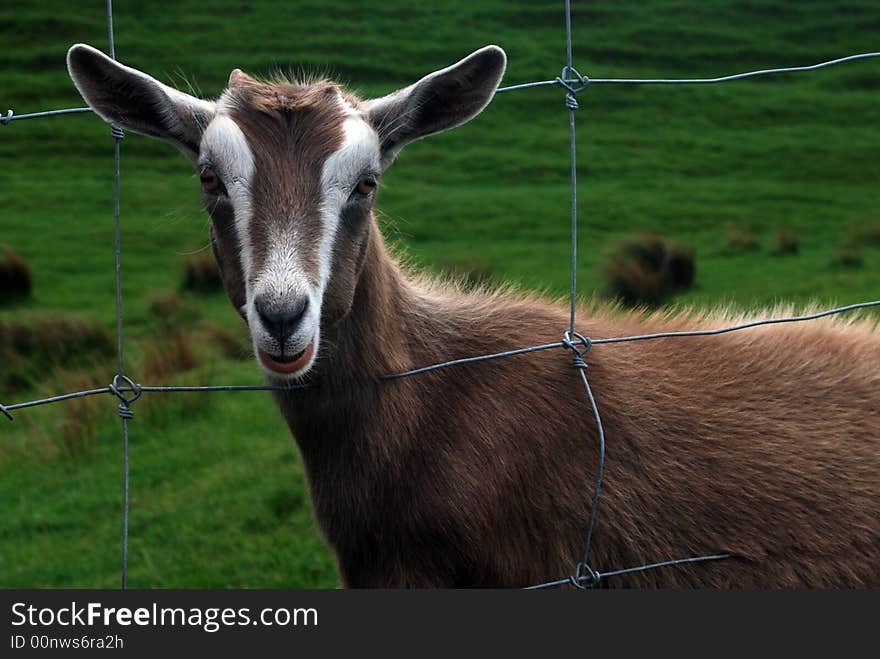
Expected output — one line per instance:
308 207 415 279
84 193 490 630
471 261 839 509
365 45 506 166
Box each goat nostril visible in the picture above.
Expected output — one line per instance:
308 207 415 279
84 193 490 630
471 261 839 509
254 296 310 343
289 296 309 323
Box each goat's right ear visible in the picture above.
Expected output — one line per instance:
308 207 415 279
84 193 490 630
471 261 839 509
67 43 214 161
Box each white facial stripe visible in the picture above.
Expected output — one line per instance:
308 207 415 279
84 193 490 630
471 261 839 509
318 113 381 293
202 115 254 189
262 223 310 305
201 115 255 297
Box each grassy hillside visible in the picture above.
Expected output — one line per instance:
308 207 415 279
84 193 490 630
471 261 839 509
0 0 878 587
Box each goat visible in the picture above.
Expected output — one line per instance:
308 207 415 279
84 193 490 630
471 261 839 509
67 43 880 587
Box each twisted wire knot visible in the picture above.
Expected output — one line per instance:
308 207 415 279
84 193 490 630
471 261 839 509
562 330 592 370
569 561 601 589
110 123 125 140
108 374 141 419
556 65 590 110
0 402 13 421
0 110 13 126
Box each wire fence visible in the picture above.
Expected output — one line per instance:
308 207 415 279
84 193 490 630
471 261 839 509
2 0 879 590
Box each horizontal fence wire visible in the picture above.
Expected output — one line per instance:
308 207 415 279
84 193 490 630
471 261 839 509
497 50 880 92
2 0 879 589
1 387 112 418
5 298 878 417
7 55 880 126
1 107 91 124
524 553 739 589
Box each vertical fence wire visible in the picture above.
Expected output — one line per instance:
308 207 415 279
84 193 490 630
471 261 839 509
559 0 608 587
104 0 131 591
564 0 578 336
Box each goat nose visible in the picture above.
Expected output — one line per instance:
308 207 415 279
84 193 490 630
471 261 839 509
254 295 309 344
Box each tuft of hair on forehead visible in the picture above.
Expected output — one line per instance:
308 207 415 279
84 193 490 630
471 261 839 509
215 74 367 184
220 72 364 118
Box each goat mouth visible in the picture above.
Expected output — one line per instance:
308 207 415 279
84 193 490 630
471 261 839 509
258 341 315 374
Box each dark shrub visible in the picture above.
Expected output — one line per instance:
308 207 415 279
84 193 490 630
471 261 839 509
142 329 199 383
200 321 251 360
56 371 106 457
148 289 202 329
0 315 114 394
601 233 695 307
771 228 799 256
725 226 760 253
182 252 223 292
831 247 863 269
855 222 880 247
0 246 32 302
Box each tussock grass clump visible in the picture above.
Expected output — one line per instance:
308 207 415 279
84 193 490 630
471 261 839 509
141 329 200 383
853 222 880 247
0 246 32 303
200 321 251 360
830 247 863 269
771 228 799 256
182 252 223 293
725 226 760 253
601 233 695 307
138 329 224 426
4 368 107 461
148 289 202 329
0 315 114 394
55 371 107 457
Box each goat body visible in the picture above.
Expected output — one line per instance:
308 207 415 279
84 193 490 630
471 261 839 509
277 225 880 588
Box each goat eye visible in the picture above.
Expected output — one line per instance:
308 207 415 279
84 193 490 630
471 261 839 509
200 167 223 194
355 177 377 196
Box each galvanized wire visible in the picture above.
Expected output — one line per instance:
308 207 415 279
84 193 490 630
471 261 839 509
139 384 310 393
101 0 133 591
6 299 878 405
1 387 112 419
568 338 605 580
8 53 880 126
563 0 578 337
525 553 737 589
1 1 879 590
392 300 880 379
497 50 880 93
0 107 92 125
384 342 562 379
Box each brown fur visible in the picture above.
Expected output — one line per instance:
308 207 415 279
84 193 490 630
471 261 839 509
265 214 880 588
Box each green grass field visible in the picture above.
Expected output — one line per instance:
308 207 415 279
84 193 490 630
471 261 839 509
0 0 878 587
